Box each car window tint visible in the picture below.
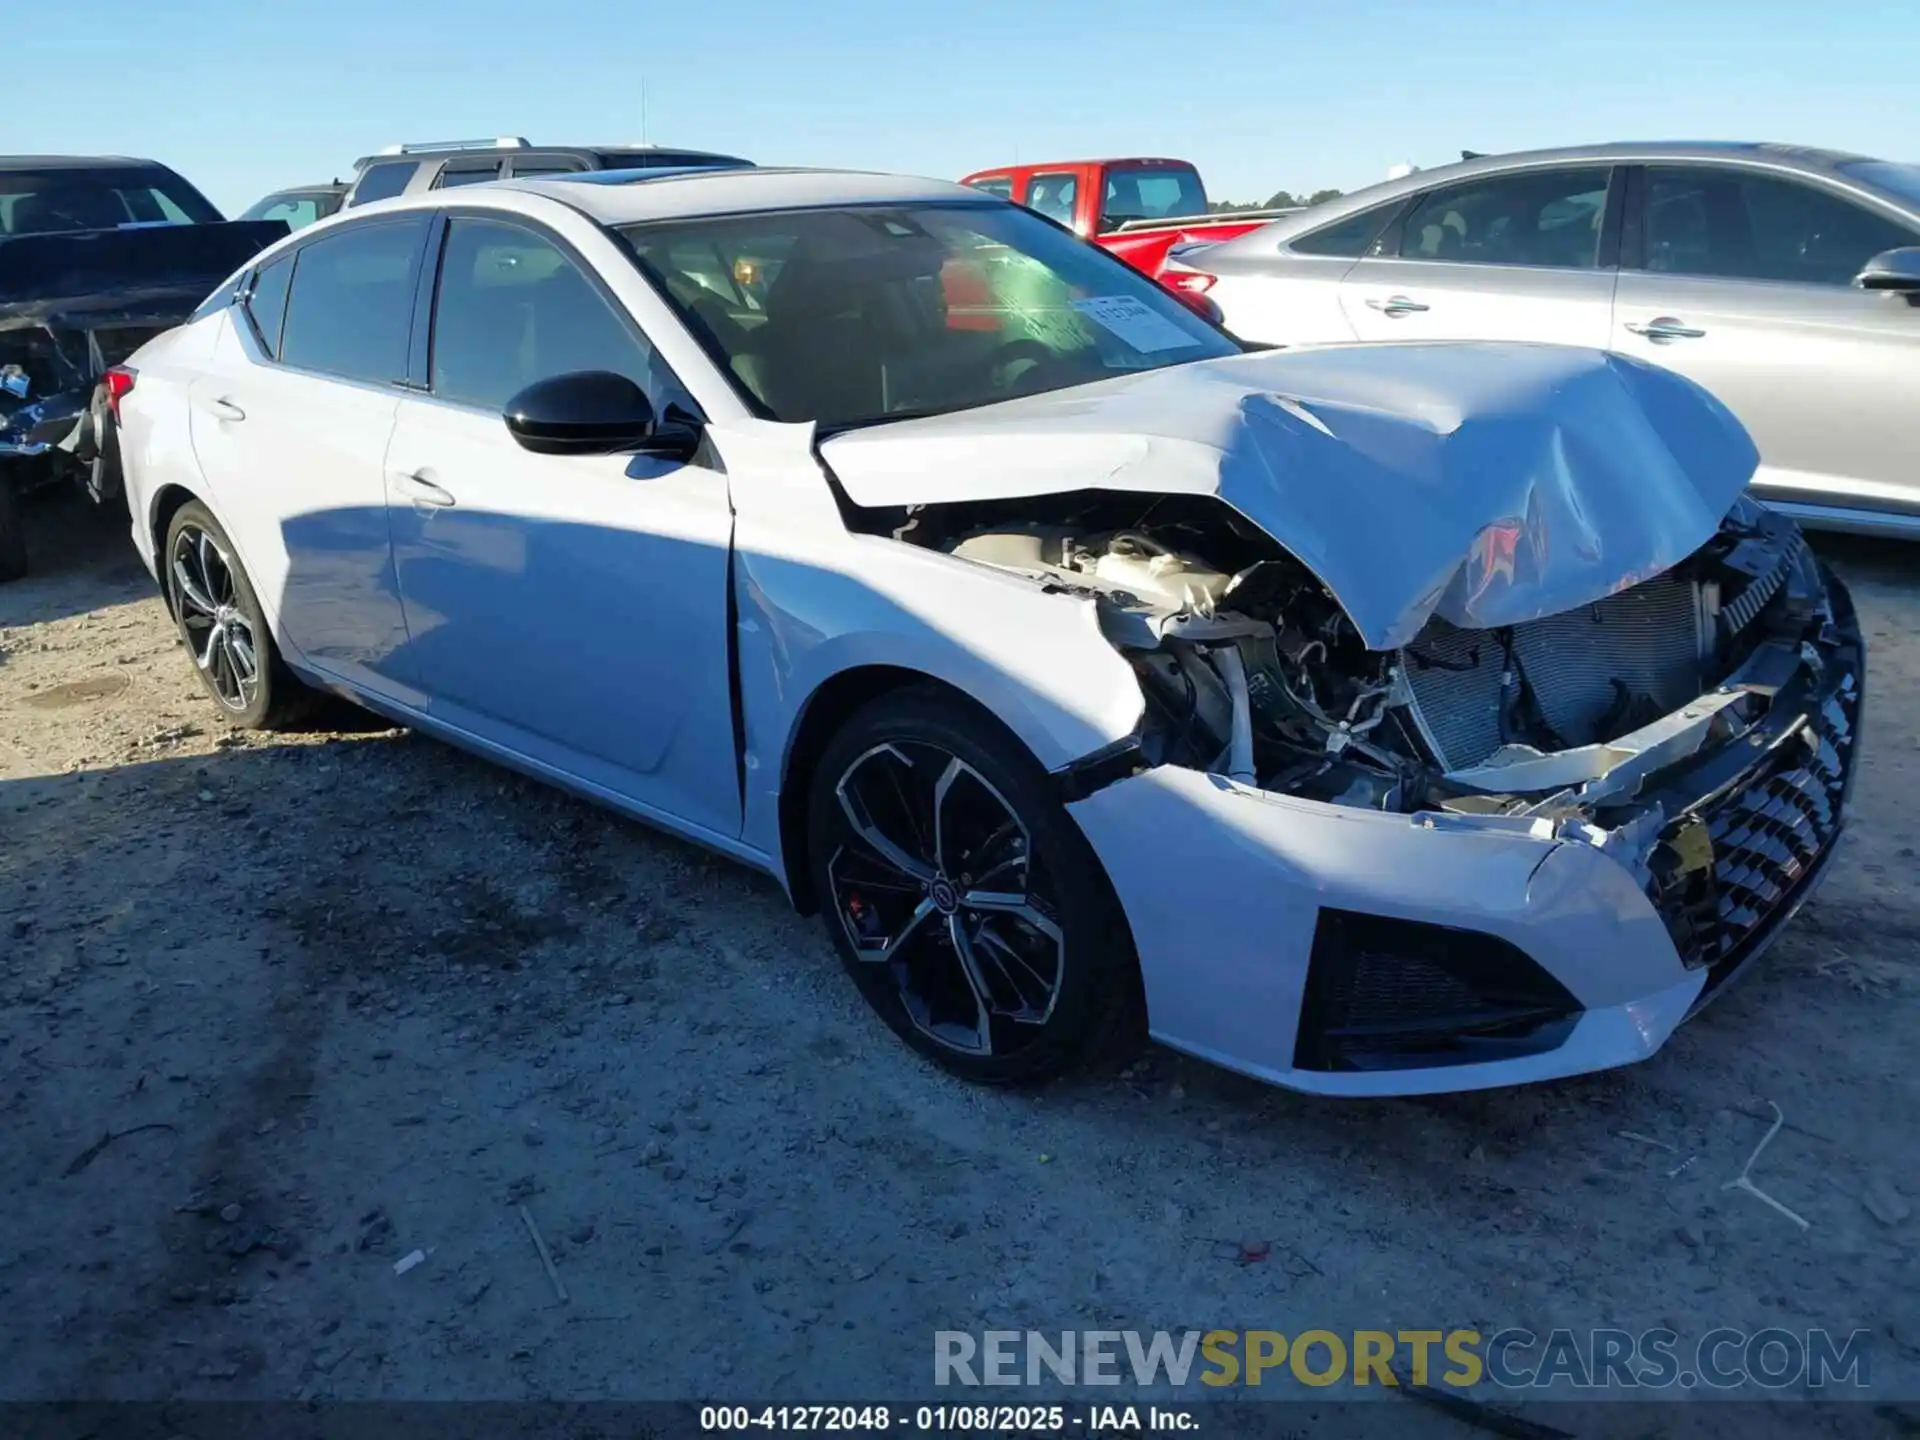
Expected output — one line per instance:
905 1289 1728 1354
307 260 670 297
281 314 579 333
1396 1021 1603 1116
1399 167 1611 268
968 177 1014 200
1290 199 1403 257
278 220 423 383
245 255 294 356
350 162 415 206
436 161 502 189
252 197 320 230
511 159 587 178
1025 172 1079 227
1643 166 1918 286
430 218 656 413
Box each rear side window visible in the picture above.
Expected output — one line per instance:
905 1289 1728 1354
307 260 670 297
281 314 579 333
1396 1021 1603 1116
510 157 588 178
1101 165 1207 231
245 256 293 356
1397 167 1612 269
279 219 425 383
967 176 1014 200
1642 166 1918 286
436 160 502 189
430 217 658 413
1025 172 1079 227
349 161 415 206
1290 199 1404 257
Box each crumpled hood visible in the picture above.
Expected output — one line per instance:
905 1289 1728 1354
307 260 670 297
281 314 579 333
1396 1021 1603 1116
818 342 1759 650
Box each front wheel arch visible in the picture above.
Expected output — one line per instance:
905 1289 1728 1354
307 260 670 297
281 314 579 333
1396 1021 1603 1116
780 666 1032 914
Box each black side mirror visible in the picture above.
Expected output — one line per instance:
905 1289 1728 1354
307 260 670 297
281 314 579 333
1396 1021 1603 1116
503 371 699 459
1854 246 1920 297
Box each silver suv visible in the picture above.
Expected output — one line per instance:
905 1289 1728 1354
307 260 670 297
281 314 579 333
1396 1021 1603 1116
1196 143 1920 537
342 136 753 208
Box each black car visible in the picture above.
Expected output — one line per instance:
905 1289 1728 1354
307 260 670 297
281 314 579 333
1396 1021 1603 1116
341 137 754 208
0 155 288 580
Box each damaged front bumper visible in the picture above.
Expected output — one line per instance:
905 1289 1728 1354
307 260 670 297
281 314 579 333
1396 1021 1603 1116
1066 570 1863 1097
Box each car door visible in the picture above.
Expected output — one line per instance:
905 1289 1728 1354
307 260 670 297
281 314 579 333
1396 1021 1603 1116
187 214 429 703
382 212 740 839
1612 163 1920 521
1337 164 1620 345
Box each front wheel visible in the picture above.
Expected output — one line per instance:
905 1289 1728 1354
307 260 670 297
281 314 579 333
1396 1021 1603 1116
163 501 308 728
807 686 1141 1085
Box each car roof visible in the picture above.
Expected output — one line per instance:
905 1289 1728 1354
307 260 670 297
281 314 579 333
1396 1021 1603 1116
494 166 991 224
351 142 750 170
0 154 174 172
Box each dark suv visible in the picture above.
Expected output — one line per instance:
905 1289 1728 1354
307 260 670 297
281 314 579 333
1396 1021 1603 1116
342 138 754 208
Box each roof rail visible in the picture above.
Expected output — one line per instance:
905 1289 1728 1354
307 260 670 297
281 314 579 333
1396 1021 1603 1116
375 137 530 156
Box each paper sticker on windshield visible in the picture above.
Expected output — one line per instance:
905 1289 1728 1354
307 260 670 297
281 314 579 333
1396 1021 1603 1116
1070 295 1195 352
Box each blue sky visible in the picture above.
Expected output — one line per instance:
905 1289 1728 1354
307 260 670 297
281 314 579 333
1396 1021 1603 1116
12 0 1915 214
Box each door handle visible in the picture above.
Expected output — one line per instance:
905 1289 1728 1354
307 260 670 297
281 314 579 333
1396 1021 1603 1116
207 397 246 421
1366 294 1430 318
1625 316 1706 343
391 470 456 509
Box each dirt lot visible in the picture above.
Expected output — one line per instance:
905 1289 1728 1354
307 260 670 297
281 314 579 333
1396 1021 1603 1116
1 491 1916 1430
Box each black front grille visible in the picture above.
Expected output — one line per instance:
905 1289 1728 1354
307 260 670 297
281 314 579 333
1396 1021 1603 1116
1294 911 1580 1072
1647 662 1860 980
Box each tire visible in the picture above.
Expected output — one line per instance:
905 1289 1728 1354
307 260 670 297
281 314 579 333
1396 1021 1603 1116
807 685 1141 1086
0 472 25 583
162 500 309 728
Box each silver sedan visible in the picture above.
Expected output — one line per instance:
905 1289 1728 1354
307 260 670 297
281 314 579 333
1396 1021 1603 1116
1194 142 1920 537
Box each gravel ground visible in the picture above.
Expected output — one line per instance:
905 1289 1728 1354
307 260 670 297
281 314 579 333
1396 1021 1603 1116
1 489 1916 1432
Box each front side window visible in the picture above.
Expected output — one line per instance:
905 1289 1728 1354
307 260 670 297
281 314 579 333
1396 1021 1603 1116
245 255 293 356
1100 165 1207 231
1399 167 1612 269
1642 166 1918 286
349 162 415 207
278 219 424 383
1024 172 1079 227
430 218 657 413
1290 198 1405 257
0 166 220 235
967 176 1014 200
623 202 1239 431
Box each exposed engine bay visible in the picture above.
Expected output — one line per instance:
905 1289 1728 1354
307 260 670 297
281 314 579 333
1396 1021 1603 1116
885 489 1839 828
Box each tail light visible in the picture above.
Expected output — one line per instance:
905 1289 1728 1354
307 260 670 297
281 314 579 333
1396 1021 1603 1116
1163 269 1217 296
1161 268 1224 325
103 366 136 422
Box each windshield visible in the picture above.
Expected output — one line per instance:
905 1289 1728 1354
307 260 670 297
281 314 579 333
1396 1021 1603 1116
622 202 1238 430
1839 160 1920 212
0 166 221 236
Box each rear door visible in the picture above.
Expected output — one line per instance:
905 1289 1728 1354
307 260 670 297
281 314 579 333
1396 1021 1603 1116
1338 164 1620 344
1612 163 1920 521
187 215 429 700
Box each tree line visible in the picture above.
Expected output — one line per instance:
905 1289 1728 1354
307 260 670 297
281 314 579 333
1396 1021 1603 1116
1209 188 1343 213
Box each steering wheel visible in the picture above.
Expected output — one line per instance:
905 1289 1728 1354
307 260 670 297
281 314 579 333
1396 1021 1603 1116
986 338 1068 395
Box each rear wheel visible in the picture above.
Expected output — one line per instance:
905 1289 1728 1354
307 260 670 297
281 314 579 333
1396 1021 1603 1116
163 501 308 728
807 686 1140 1085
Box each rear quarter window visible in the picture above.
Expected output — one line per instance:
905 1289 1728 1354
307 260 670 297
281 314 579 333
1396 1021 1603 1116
348 161 417 207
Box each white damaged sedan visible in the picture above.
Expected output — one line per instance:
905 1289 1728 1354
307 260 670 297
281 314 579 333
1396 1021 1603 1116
113 167 1863 1094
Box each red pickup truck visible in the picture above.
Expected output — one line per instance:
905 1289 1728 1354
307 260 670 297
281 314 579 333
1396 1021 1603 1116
958 157 1297 313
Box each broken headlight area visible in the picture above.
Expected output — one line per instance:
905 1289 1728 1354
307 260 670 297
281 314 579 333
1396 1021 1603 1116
897 489 1861 968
